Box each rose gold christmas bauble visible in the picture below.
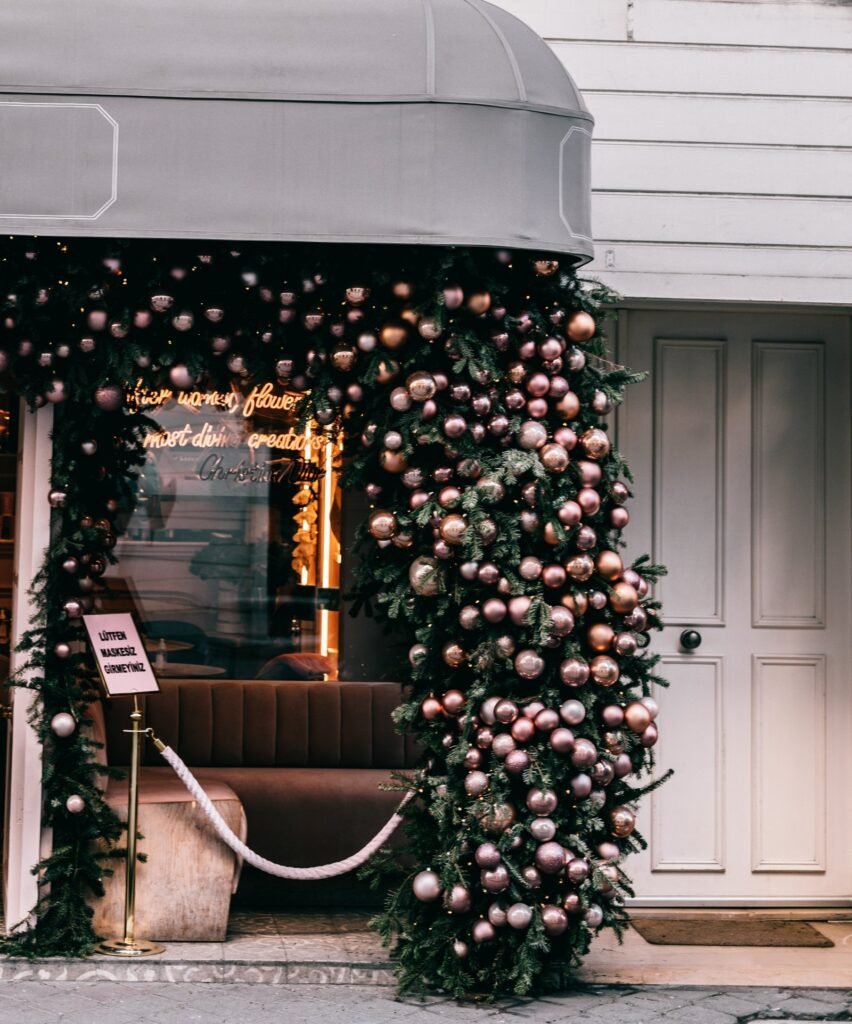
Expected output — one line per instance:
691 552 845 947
549 605 574 636
491 733 516 759
464 770 489 796
412 870 442 902
511 716 535 742
406 370 437 402
409 556 442 596
587 623 615 652
577 488 601 516
559 658 590 687
505 748 530 775
507 903 533 929
610 806 636 838
581 428 611 461
535 842 566 875
591 655 620 687
540 443 570 473
596 550 624 582
542 564 567 589
550 727 575 754
610 582 639 614
331 346 357 372
610 506 630 529
467 290 491 315
368 509 397 540
480 802 516 834
481 864 510 893
526 788 558 815
442 690 465 716
561 593 587 618
566 310 596 343
515 649 544 680
554 391 581 421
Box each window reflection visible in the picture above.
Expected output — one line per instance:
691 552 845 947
101 383 341 680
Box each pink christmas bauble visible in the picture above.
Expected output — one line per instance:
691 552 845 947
507 903 533 930
541 904 569 937
412 870 442 902
535 842 566 875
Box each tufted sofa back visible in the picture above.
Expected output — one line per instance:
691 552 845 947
104 679 419 769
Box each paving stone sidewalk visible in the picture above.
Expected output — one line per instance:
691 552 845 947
0 982 849 1024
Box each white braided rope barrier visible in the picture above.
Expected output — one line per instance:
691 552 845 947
157 743 412 880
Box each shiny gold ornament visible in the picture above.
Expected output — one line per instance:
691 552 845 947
379 322 408 349
587 623 615 652
561 592 589 616
566 310 596 343
439 513 468 545
581 428 611 461
609 582 639 615
610 805 636 838
565 554 594 582
367 509 397 541
330 346 358 372
624 702 652 734
379 449 407 473
595 550 624 582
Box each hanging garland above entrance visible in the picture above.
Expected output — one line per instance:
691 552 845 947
0 238 667 996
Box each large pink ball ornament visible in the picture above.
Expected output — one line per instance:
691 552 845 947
518 420 548 450
534 709 559 733
510 716 535 743
549 606 575 638
447 884 472 914
465 771 489 797
580 428 611 461
421 698 444 721
560 699 586 726
570 738 598 768
481 864 510 893
530 817 557 843
472 920 496 944
565 554 594 582
367 509 397 541
535 842 566 875
584 905 605 929
550 727 575 754
442 690 465 715
505 749 530 775
641 723 659 747
566 858 590 884
613 753 633 778
541 904 569 937
65 794 86 814
540 443 569 473
491 733 516 759
526 788 558 816
488 902 508 927
475 842 502 869
50 712 77 738
406 371 437 402
571 774 593 799
412 870 442 902
507 903 533 930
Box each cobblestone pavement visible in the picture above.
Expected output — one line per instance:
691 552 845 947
0 982 849 1024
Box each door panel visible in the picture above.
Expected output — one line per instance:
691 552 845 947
619 310 851 905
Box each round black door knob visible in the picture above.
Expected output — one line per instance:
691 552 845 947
680 629 702 651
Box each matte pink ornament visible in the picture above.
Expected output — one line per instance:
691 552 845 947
598 842 621 862
526 398 549 419
491 733 516 759
472 920 496 944
557 501 582 527
585 905 604 928
518 420 548 450
530 817 557 842
465 771 489 797
511 716 535 743
641 696 660 720
570 774 593 799
553 426 577 449
459 605 480 631
610 506 630 529
542 564 567 589
521 865 542 888
520 509 539 533
560 699 586 726
504 749 530 775
548 375 570 398
570 739 598 768
601 705 625 728
535 842 566 875
507 903 533 930
412 870 442 902
442 690 465 715
613 754 633 778
481 865 510 893
550 727 575 754
534 709 560 733
508 596 532 626
464 747 483 770
447 884 472 913
475 842 502 868
641 723 659 747
487 902 508 927
482 598 507 625
479 696 500 725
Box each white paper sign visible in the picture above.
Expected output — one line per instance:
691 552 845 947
83 613 160 697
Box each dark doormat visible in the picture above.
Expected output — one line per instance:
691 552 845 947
630 916 834 947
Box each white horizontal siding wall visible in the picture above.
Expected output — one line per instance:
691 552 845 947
492 0 852 304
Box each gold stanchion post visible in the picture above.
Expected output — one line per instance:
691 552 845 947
96 695 164 957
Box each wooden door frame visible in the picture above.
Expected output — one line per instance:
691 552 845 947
611 303 852 908
4 403 53 932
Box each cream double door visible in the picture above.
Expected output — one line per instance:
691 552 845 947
618 309 852 906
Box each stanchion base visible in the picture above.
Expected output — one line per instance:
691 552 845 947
96 938 165 958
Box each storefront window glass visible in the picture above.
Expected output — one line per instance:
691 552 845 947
100 382 341 680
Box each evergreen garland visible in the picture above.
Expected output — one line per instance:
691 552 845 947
0 239 666 994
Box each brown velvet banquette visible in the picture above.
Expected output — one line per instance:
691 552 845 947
103 679 417 907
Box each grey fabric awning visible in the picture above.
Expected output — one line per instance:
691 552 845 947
0 0 593 261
